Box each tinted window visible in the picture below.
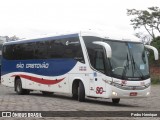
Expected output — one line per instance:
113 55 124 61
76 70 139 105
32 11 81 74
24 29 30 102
0 45 2 50
35 41 48 59
15 43 35 60
13 44 23 60
83 36 106 72
95 50 105 73
47 37 84 62
3 37 84 63
3 45 14 60
47 39 66 58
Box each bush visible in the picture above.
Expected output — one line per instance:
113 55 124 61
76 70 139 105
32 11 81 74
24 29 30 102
151 75 160 84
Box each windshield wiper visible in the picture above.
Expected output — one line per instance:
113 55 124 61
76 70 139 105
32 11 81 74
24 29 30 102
130 54 144 79
122 54 129 79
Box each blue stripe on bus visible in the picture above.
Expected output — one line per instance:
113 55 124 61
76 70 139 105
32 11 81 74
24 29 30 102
4 33 79 45
1 59 77 76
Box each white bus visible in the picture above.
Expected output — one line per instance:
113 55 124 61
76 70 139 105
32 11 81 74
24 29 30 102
1 32 158 103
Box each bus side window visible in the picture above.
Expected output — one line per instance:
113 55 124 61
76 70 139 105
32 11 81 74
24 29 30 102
95 50 105 73
65 38 85 63
35 41 48 59
47 37 85 63
3 45 15 60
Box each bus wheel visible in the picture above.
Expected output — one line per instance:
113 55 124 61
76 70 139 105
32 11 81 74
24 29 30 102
72 94 78 100
112 98 120 104
15 79 26 95
78 81 85 102
72 81 78 100
42 91 54 96
24 90 30 95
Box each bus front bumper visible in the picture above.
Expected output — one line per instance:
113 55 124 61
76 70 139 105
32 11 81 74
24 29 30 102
108 86 151 98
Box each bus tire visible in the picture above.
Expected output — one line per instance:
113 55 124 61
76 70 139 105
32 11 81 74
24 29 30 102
72 94 78 100
78 81 85 102
42 91 54 96
24 90 30 95
15 79 26 95
112 98 120 104
72 81 78 100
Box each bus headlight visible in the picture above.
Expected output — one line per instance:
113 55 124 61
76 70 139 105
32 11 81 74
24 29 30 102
112 91 118 96
146 92 150 96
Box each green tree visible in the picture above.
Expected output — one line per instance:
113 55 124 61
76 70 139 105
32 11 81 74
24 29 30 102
134 32 151 44
127 7 160 40
149 36 160 65
127 7 160 66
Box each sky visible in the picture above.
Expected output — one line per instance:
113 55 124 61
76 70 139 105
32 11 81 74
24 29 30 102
0 0 159 39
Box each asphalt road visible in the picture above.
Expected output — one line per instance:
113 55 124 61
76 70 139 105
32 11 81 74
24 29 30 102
0 84 159 120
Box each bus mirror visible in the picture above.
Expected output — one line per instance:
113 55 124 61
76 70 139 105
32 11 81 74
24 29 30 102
93 41 112 58
145 45 159 60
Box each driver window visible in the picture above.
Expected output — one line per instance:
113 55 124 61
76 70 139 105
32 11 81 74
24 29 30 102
95 50 105 73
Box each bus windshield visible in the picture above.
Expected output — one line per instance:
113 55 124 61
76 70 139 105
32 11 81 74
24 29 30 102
106 41 149 79
83 36 149 80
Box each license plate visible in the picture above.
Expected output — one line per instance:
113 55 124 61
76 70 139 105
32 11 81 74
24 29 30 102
130 92 137 96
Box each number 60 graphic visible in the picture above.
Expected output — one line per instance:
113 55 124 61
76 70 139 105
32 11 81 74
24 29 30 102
96 87 103 94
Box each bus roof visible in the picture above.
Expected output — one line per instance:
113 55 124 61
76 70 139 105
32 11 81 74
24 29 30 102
3 31 141 45
4 33 79 45
80 31 140 42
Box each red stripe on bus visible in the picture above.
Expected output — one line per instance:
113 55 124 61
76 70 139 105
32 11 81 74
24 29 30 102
12 74 65 85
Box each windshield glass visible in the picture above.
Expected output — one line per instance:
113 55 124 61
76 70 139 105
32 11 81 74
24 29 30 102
106 41 149 78
83 36 149 80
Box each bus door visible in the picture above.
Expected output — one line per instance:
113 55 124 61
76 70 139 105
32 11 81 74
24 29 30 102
89 48 106 97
